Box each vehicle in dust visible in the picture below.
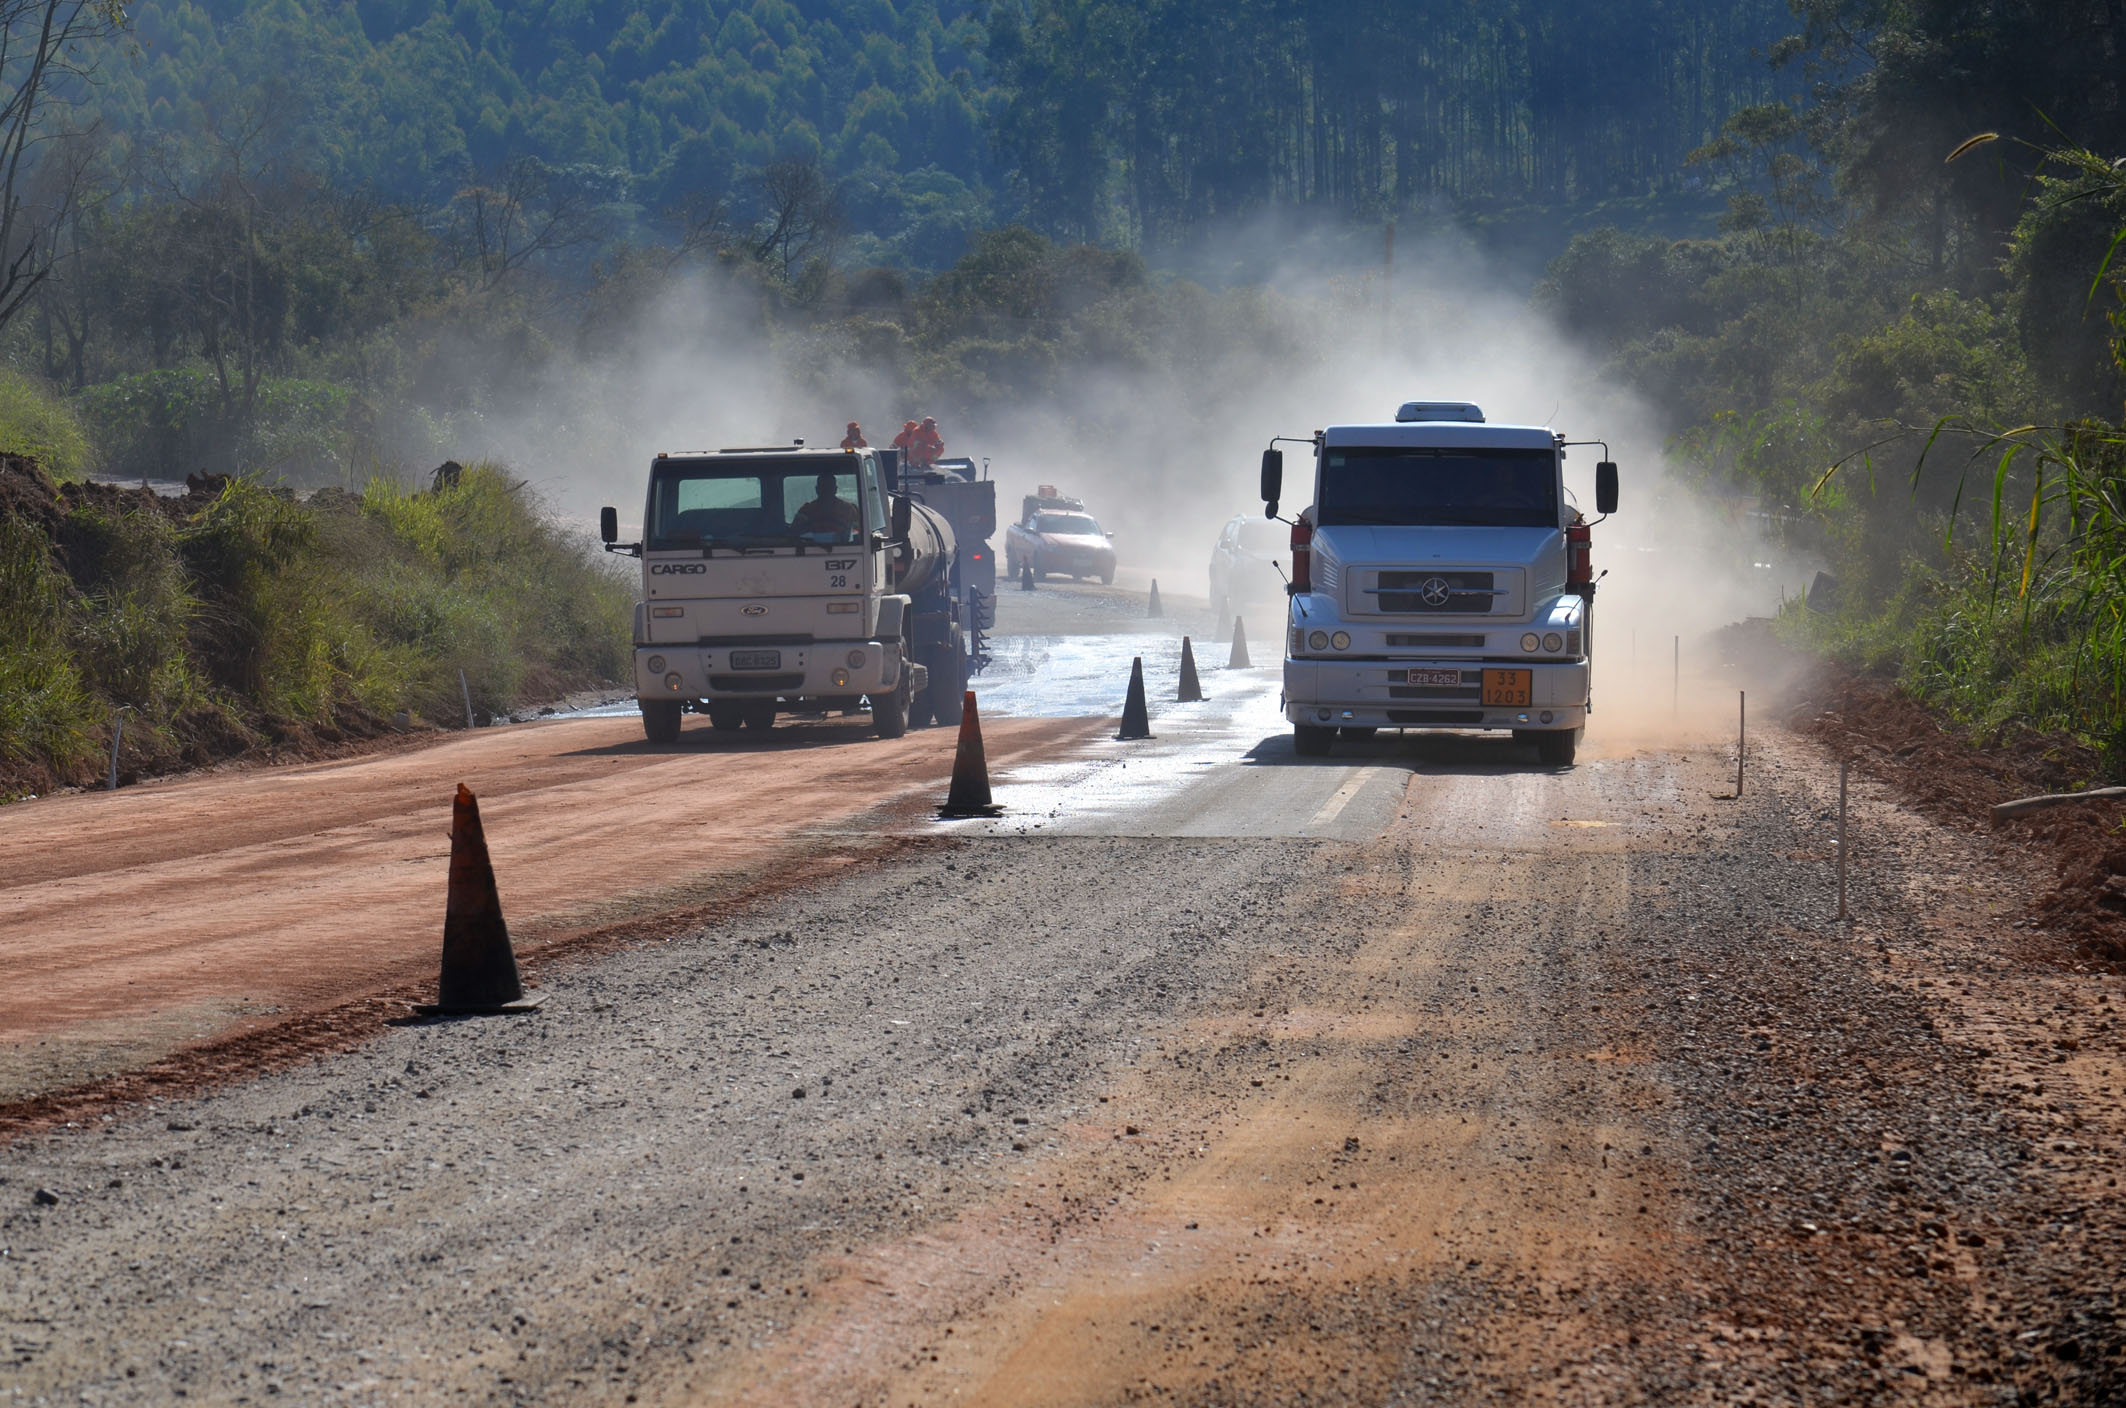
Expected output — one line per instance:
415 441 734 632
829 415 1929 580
1206 513 1287 622
599 444 971 742
894 452 997 634
1258 400 1619 765
1005 486 1116 584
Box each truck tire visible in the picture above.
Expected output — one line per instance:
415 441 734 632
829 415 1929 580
1535 728 1581 766
926 637 967 727
741 701 777 731
872 652 911 738
708 705 744 732
1099 570 1113 585
641 699 682 744
1293 723 1334 757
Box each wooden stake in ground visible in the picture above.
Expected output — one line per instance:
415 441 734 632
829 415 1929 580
1736 690 1745 796
1837 755 1851 923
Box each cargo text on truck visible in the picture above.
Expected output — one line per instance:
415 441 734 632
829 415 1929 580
599 442 973 742
1259 401 1620 764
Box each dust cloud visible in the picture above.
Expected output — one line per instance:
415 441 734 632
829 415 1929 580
430 229 1805 744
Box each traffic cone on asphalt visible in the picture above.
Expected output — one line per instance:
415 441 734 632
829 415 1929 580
416 784 544 1016
1229 616 1252 669
1147 579 1163 618
1177 636 1203 702
939 691 1004 818
1117 657 1153 740
1020 559 1035 591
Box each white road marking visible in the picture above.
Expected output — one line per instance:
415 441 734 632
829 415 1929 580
1309 772 1370 827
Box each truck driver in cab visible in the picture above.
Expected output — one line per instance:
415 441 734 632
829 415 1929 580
792 472 860 539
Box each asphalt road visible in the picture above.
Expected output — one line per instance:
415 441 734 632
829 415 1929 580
3 584 2124 1405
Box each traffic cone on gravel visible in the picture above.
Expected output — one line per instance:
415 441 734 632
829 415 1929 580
1177 636 1203 702
1229 616 1252 669
416 784 544 1016
1147 579 1163 618
1117 657 1153 740
939 691 1004 817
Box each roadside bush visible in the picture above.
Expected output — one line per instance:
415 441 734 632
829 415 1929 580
0 513 100 788
0 372 92 482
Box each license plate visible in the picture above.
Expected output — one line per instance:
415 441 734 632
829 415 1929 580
1482 668 1532 706
729 649 781 670
1405 667 1462 687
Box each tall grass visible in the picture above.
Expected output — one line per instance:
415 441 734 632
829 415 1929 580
0 372 92 482
0 458 633 796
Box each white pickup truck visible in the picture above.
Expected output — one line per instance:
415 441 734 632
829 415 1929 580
1259 401 1619 764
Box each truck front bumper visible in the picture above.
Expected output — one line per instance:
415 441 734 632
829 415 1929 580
634 641 903 701
1283 658 1589 732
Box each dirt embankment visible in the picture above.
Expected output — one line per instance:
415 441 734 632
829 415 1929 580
1787 665 2126 964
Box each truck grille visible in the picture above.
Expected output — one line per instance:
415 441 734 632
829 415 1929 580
709 673 804 692
1386 632 1485 647
1374 571 1497 614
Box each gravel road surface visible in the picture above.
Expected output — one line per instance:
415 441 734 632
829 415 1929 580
3 585 2123 1404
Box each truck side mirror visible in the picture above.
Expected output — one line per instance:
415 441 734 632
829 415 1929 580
1260 448 1283 517
891 493 912 541
1595 461 1619 516
599 506 618 544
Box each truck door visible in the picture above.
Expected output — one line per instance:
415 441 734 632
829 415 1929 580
860 456 889 589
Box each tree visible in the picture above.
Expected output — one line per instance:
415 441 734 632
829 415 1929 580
0 0 124 334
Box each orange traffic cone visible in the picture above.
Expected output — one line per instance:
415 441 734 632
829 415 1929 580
415 784 545 1015
1147 579 1163 618
1229 616 1252 668
939 691 1005 817
1177 636 1203 702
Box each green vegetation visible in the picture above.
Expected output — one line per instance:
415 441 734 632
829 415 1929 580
0 461 631 798
0 373 92 481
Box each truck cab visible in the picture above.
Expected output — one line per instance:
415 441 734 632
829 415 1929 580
601 445 967 743
1262 401 1618 764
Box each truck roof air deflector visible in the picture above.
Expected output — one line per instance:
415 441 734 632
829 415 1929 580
1394 401 1485 423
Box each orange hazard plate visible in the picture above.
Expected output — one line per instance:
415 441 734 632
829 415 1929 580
1481 668 1532 706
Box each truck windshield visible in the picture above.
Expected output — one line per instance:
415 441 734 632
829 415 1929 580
647 460 867 549
1316 447 1558 528
1034 513 1102 535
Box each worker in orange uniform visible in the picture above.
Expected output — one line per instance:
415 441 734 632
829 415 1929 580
911 416 945 467
891 420 919 459
841 421 868 449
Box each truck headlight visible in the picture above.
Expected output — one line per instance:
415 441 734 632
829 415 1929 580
663 672 682 691
1543 632 1563 652
1520 633 1540 653
1330 631 1350 650
1307 630 1330 651
826 601 860 614
846 649 866 668
647 654 667 673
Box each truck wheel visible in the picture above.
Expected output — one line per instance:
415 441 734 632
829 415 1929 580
640 699 682 744
708 705 743 732
1293 723 1334 757
872 653 911 738
741 701 777 731
927 639 967 727
1100 570 1115 586
1535 728 1581 766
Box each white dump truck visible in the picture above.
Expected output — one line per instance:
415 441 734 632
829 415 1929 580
600 444 969 743
1258 401 1619 764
